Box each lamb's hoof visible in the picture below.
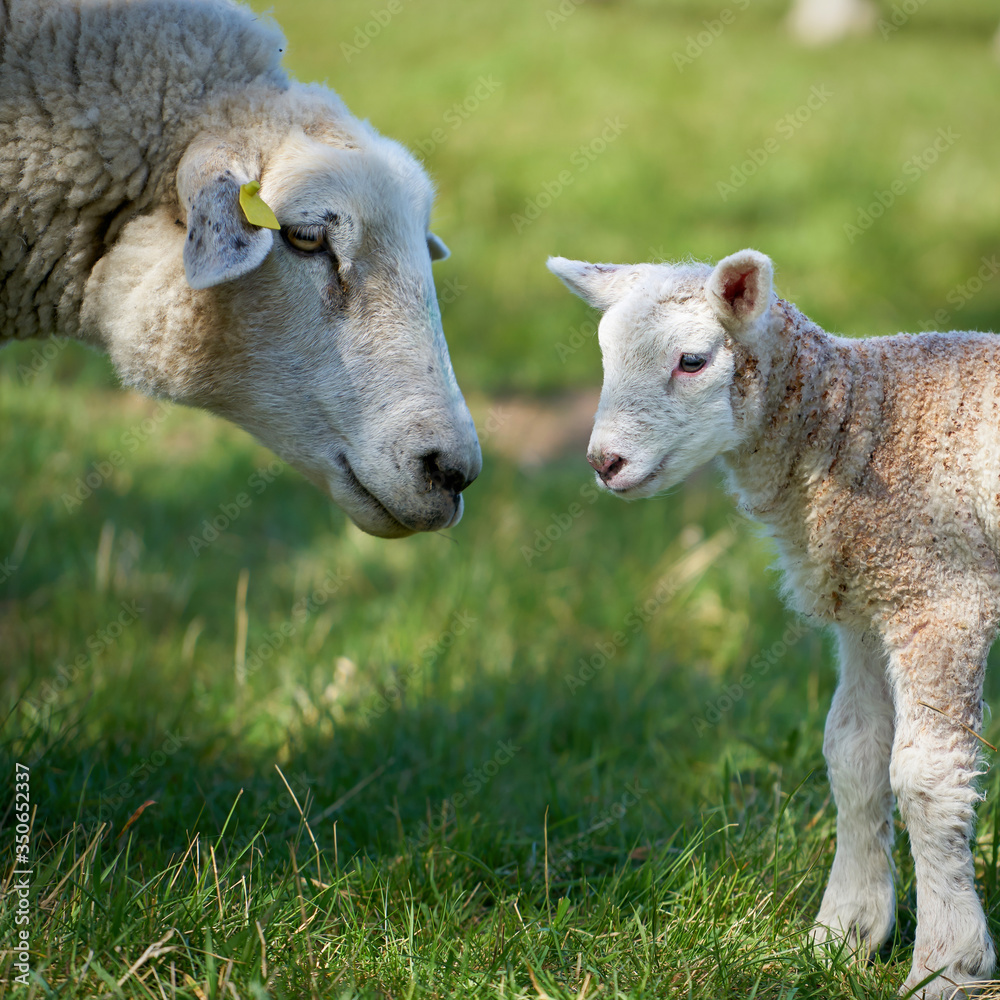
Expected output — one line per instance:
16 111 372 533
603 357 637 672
901 973 977 999
901 963 994 999
810 905 892 957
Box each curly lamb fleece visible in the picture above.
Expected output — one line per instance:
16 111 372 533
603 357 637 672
0 0 481 538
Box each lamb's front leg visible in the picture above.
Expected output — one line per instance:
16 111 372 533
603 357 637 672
889 624 994 998
813 625 897 953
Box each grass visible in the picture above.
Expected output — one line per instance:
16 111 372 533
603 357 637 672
4 0 1000 997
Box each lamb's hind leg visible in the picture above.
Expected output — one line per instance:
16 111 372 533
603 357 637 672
889 620 994 998
813 625 897 953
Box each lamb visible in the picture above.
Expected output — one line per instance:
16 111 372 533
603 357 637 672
0 0 480 538
548 248 1000 997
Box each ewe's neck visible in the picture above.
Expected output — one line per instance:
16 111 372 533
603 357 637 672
720 300 882 530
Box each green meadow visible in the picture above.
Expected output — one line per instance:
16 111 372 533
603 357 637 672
4 0 1000 996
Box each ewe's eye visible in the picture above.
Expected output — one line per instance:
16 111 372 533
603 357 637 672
283 225 327 254
678 354 707 373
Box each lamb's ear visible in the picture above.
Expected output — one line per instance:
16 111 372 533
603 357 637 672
427 233 450 261
176 143 275 290
547 257 640 311
706 249 774 333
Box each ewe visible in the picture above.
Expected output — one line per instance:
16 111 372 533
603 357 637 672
0 0 480 537
548 249 1000 997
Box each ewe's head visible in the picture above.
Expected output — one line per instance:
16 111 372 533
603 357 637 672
547 249 774 498
98 126 480 538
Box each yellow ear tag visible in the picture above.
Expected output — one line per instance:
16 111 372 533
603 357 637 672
239 180 280 230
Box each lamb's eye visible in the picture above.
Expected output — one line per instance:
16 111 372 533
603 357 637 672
678 354 707 373
283 226 326 254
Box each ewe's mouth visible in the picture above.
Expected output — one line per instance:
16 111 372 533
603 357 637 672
336 453 464 535
443 494 464 529
334 453 464 536
336 453 412 533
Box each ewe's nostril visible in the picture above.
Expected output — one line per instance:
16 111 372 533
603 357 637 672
587 451 627 482
421 451 475 495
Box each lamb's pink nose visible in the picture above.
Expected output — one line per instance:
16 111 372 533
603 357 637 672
587 451 627 482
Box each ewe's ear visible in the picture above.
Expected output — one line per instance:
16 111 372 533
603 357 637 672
546 257 640 311
177 143 275 290
706 249 774 333
427 233 450 261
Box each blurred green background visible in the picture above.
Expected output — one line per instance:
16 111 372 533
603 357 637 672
288 0 1000 392
3 1 1000 996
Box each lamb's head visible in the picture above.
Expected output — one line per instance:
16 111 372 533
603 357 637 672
547 249 775 498
88 127 481 538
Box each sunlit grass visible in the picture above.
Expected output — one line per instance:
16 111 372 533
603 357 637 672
4 0 1000 996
